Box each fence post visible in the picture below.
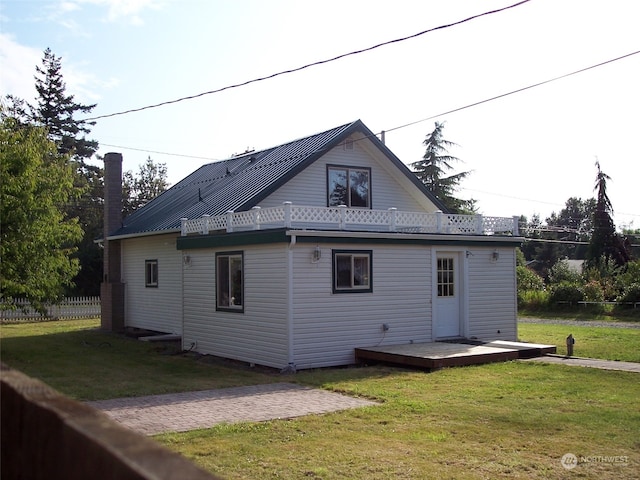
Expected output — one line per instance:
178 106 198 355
388 208 397 232
475 214 483 235
435 211 443 233
339 205 347 230
201 214 210 235
283 202 292 228
252 206 261 230
225 211 234 233
180 218 188 236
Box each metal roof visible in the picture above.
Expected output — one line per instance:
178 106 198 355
108 119 447 239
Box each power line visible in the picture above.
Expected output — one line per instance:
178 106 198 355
101 49 640 175
383 49 640 134
84 0 531 121
100 143 219 162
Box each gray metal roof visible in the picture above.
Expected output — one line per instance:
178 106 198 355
109 119 447 238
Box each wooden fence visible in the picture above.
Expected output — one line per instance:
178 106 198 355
0 297 101 322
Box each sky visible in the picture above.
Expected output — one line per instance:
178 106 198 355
1 0 638 230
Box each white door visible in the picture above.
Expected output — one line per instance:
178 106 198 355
434 253 461 338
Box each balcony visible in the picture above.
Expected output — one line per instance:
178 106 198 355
180 203 520 237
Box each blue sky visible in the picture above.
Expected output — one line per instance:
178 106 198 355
1 0 638 229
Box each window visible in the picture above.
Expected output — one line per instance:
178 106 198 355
145 260 158 287
327 166 370 208
216 252 243 311
333 250 372 293
437 257 455 297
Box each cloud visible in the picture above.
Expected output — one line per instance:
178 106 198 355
59 0 163 26
0 33 119 104
0 34 41 101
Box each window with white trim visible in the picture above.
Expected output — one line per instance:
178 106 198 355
333 250 372 293
216 252 243 311
145 259 158 287
437 257 455 297
327 166 371 208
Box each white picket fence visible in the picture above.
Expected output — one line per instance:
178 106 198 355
0 296 101 322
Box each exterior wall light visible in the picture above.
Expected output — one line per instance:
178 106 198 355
492 250 499 262
312 246 322 263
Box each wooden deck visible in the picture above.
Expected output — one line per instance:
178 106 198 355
355 340 556 370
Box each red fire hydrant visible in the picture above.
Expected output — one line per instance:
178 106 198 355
566 334 575 357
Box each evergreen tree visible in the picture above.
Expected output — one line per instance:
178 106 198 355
32 48 98 160
1 108 83 312
31 48 103 295
586 160 631 267
410 121 475 213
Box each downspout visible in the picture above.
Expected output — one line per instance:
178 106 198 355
286 234 296 370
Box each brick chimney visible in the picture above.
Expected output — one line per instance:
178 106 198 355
100 152 125 332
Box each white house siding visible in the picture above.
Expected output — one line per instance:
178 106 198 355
290 243 433 369
121 234 182 334
182 244 289 369
466 247 518 341
261 139 431 212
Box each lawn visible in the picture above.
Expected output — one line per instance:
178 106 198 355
518 323 640 361
1 318 638 479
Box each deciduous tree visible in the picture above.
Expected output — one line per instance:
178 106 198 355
0 110 83 311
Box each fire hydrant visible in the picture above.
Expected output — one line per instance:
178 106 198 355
566 334 575 357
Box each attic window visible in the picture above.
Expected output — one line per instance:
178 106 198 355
327 165 371 208
344 139 354 150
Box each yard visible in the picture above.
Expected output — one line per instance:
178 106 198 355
1 318 638 479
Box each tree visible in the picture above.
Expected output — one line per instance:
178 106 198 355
31 48 104 296
586 160 631 267
545 197 595 259
123 157 170 216
0 109 83 311
410 121 475 213
32 48 98 160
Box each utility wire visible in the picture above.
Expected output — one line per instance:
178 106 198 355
100 143 219 161
84 0 530 121
384 49 640 134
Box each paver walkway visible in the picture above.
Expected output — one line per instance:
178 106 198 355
87 382 377 436
520 354 640 372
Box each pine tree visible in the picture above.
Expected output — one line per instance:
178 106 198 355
410 121 475 214
33 48 98 160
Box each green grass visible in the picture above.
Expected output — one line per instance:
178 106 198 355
2 318 639 479
0 318 278 400
518 323 640 361
159 363 640 479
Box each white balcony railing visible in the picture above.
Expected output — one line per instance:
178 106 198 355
180 203 520 237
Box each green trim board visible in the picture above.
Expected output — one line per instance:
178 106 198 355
177 227 522 250
177 229 289 250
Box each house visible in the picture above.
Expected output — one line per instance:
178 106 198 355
101 120 523 370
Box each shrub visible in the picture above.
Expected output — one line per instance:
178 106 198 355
583 280 605 302
617 283 640 305
517 266 545 291
549 281 584 304
548 259 582 285
518 289 549 310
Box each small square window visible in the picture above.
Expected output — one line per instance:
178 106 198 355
145 260 158 287
333 250 372 293
216 252 244 312
327 166 371 208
